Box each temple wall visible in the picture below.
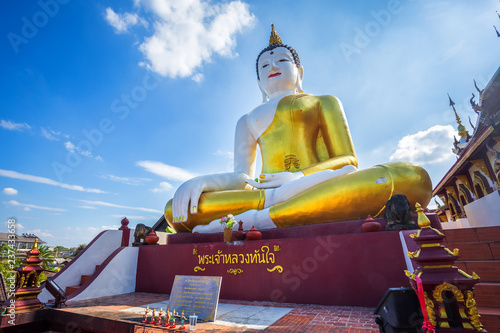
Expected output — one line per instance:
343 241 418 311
464 191 500 227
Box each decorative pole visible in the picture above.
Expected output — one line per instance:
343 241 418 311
119 217 131 246
14 239 45 312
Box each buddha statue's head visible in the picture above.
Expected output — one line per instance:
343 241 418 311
256 25 303 102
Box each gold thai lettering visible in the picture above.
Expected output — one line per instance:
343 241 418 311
195 245 281 269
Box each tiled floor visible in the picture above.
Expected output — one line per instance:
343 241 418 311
58 292 380 332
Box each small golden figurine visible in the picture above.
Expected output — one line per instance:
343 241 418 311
141 306 150 323
156 307 164 326
169 309 177 328
150 307 156 324
164 307 171 327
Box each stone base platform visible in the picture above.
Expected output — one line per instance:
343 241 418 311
137 214 442 307
0 292 380 332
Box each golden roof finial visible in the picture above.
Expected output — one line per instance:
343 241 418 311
415 203 430 228
33 238 38 250
269 24 282 45
448 93 468 138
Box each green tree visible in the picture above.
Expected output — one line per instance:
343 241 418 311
53 245 70 258
74 244 86 256
0 243 21 283
37 245 55 270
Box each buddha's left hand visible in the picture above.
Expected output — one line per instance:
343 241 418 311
246 171 304 189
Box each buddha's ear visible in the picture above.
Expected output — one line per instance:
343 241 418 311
257 79 269 103
296 65 304 94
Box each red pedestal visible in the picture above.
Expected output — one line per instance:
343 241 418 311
135 215 442 306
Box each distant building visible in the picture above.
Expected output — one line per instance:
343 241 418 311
0 233 46 251
433 66 500 228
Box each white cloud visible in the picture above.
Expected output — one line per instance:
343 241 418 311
0 169 106 194
86 225 121 234
24 228 54 238
3 220 24 229
192 73 204 83
0 120 31 131
78 205 97 209
389 125 457 165
152 181 173 193
4 200 67 212
79 200 162 213
136 160 197 181
3 188 18 195
64 141 101 161
40 127 68 141
110 214 155 221
102 174 151 185
104 7 146 34
214 150 234 159
112 0 255 78
64 141 76 152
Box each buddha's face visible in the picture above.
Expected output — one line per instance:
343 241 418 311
258 47 302 98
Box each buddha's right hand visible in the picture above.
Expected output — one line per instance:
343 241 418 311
246 171 304 189
172 177 207 223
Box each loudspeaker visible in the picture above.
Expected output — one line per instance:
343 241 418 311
374 287 423 333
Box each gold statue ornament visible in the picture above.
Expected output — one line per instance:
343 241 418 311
165 25 432 233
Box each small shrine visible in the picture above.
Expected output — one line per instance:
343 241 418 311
14 238 45 312
405 204 483 331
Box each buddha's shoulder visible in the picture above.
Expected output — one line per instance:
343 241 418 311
298 94 341 103
295 94 343 111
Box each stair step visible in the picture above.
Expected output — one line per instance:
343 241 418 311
445 242 494 261
443 228 479 243
458 261 500 282
80 275 91 286
478 307 500 333
443 226 500 243
65 285 80 296
491 242 500 260
475 283 500 308
476 227 500 242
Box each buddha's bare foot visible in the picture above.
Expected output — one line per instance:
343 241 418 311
192 209 277 234
233 209 276 230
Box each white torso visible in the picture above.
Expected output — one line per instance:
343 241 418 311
245 90 296 140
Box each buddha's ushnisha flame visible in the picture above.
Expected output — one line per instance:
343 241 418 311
269 24 282 45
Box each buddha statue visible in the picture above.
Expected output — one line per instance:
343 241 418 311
164 25 432 233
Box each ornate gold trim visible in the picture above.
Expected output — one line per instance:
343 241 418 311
444 247 459 256
457 269 480 280
456 175 472 193
227 268 243 275
473 171 489 198
421 265 453 269
424 292 437 327
410 229 421 238
433 282 464 302
422 243 441 248
471 159 492 180
407 249 420 258
464 290 484 331
267 265 284 273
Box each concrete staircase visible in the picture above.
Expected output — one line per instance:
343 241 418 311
443 226 500 332
65 265 100 297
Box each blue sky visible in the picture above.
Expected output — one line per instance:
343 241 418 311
1 0 499 248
